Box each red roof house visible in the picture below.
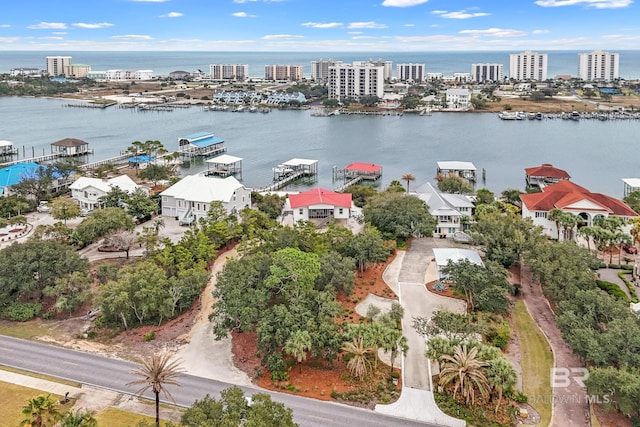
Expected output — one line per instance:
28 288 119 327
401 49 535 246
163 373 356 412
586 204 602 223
287 188 353 223
521 180 637 240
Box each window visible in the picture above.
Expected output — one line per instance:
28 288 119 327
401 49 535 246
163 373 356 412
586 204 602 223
535 211 547 218
299 208 303 215
339 208 343 215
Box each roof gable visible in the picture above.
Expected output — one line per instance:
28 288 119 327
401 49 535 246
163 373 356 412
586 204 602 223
160 175 244 204
525 163 571 179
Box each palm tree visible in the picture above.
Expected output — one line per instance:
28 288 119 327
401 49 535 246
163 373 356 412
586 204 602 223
439 345 490 405
487 358 517 413
342 337 372 380
548 208 563 240
631 218 640 247
60 410 97 427
559 212 579 241
127 352 184 427
20 394 61 427
578 226 594 253
284 330 312 373
401 172 416 193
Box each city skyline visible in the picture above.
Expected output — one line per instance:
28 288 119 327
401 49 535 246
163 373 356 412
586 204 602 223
0 0 638 52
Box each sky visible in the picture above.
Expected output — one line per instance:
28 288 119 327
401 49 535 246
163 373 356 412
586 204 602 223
0 0 638 52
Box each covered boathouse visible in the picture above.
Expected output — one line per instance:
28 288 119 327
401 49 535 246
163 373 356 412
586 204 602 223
178 131 226 157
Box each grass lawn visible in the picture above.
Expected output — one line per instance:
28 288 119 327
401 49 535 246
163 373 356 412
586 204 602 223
0 319 52 339
94 408 171 426
0 381 71 426
514 300 553 426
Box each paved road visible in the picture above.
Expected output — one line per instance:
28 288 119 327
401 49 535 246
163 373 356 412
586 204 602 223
0 335 441 427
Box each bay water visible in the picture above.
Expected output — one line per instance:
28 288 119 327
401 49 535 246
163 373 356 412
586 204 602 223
1 96 638 198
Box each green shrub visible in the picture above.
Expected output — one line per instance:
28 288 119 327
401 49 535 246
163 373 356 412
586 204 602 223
618 271 639 303
596 280 628 301
143 331 156 341
491 322 511 350
1 302 42 321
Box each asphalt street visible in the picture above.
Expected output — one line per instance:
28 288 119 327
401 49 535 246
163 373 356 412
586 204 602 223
0 335 441 427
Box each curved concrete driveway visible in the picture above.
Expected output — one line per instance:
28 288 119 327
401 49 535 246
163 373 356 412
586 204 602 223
376 238 466 427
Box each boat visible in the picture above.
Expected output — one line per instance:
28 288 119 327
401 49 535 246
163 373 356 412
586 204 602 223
515 111 527 120
498 111 518 120
327 109 341 116
569 111 581 121
535 112 544 120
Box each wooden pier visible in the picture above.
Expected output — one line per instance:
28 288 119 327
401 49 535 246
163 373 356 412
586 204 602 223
334 176 363 192
333 162 383 191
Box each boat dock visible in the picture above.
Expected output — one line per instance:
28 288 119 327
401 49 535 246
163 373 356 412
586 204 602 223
256 158 318 192
178 132 227 158
204 154 243 178
333 162 383 191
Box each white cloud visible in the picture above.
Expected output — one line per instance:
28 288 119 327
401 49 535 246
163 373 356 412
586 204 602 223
232 12 256 18
52 32 67 35
348 22 388 29
0 24 10 28
72 22 114 29
131 0 169 2
382 0 429 6
27 22 67 30
459 28 527 37
432 9 490 19
352 36 376 39
262 34 304 40
112 34 154 40
160 12 183 18
404 23 415 27
301 22 342 28
347 31 363 35
534 0 631 8
233 0 257 3
532 29 550 34
39 36 64 40
0 37 19 43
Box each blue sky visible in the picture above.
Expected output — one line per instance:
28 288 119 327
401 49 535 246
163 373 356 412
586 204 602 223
0 0 638 51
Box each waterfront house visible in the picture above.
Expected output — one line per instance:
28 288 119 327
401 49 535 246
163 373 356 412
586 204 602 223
285 188 352 224
445 88 471 110
160 175 251 225
414 182 474 238
622 178 640 197
0 140 18 156
0 162 41 197
70 175 145 212
520 180 637 240
525 163 571 190
51 138 91 156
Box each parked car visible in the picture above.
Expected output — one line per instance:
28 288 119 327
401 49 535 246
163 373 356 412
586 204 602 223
623 243 638 254
36 201 51 213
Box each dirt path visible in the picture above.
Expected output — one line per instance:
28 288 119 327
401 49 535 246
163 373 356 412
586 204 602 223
520 265 590 427
174 247 251 385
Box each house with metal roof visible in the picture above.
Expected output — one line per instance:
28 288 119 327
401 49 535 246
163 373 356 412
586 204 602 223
178 132 226 158
69 175 145 211
520 179 637 240
285 188 353 223
0 162 42 196
160 174 251 225
414 182 474 238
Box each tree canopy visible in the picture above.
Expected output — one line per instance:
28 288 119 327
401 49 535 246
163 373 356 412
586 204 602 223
363 191 436 240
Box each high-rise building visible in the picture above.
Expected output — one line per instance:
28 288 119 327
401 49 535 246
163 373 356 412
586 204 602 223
396 63 425 82
46 56 72 76
264 65 303 81
578 50 619 81
311 59 343 82
209 64 249 81
509 51 548 81
353 59 393 81
64 64 91 78
471 63 504 83
328 63 384 101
